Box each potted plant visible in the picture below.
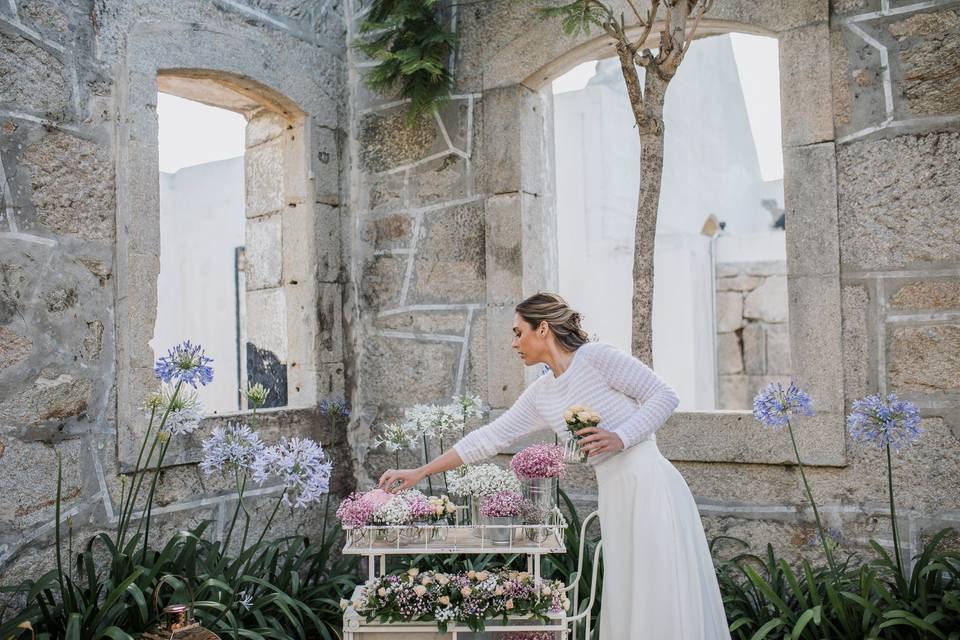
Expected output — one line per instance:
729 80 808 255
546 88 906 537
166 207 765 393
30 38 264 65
479 491 524 545
511 443 566 512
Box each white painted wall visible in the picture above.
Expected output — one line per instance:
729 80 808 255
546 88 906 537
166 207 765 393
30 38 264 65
553 34 786 410
152 156 246 415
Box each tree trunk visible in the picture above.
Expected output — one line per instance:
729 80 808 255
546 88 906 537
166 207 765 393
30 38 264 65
629 69 668 365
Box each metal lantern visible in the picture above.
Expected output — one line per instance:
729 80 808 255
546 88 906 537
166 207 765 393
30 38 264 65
141 575 220 640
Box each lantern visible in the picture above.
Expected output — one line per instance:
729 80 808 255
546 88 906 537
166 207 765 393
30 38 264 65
141 575 220 640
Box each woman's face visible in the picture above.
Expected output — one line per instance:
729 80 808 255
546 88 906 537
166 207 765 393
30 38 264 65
512 313 546 366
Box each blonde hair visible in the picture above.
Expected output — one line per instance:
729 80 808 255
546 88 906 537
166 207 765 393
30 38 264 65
515 292 589 352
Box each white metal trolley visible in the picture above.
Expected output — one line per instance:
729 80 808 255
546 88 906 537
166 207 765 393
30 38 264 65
341 508 604 640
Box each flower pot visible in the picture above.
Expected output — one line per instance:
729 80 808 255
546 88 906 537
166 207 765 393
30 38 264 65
520 476 558 512
482 516 517 545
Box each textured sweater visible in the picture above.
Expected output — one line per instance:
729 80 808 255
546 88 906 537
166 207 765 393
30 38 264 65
452 342 680 466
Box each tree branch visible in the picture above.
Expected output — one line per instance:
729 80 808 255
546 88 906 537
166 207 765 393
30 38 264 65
629 1 659 51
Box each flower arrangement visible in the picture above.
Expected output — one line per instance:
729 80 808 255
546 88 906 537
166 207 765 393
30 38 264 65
494 632 556 640
351 569 567 632
479 491 524 518
511 443 566 479
446 464 522 497
562 404 600 462
369 489 435 526
428 494 458 522
336 489 394 528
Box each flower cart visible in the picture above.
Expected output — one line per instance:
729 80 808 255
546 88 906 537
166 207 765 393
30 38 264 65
341 505 574 640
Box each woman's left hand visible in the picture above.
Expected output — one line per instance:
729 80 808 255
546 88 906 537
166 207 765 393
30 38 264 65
575 426 625 457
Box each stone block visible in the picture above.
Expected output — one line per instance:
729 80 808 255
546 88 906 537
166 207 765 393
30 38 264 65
837 132 960 270
376 311 467 335
312 124 341 206
783 143 840 278
715 291 744 333
362 213 415 252
702 0 827 32
717 273 762 292
0 372 91 426
717 331 743 375
788 275 844 412
363 334 460 407
841 283 872 401
23 131 115 243
485 304 524 409
246 288 287 363
316 282 343 363
745 261 787 277
766 323 792 375
742 323 766 375
744 276 789 324
245 140 285 217
0 31 69 118
0 438 82 530
716 264 738 278
246 109 287 147
408 153 471 208
887 324 960 395
484 193 523 305
361 254 406 309
408 201 485 304
463 309 487 397
0 327 32 369
887 8 960 117
357 108 446 173
779 23 834 147
365 172 405 213
831 28 854 128
479 85 549 195
890 280 960 311
316 203 342 283
245 213 283 289
717 374 750 410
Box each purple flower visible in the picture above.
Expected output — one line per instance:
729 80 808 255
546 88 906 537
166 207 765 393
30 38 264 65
200 422 265 475
847 393 923 450
336 491 377 528
511 443 566 479
752 382 814 428
320 398 351 418
154 341 214 388
252 437 332 508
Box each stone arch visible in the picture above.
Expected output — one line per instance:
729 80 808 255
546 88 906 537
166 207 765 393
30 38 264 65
477 6 845 466
115 22 344 469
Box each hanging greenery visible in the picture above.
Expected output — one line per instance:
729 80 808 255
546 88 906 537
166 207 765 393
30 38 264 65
352 0 458 122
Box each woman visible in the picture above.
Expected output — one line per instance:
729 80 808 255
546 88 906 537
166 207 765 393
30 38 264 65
378 292 731 639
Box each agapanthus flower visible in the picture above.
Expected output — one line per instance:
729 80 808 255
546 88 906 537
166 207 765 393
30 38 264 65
237 590 253 611
200 422 264 475
241 382 269 408
373 421 418 452
252 437 332 508
847 393 923 450
403 404 462 439
451 394 484 420
511 443 566 479
479 490 524 518
752 382 814 428
154 340 213 387
320 398 351 418
148 384 203 435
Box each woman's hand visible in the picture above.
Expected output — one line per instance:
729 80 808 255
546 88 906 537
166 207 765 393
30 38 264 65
378 467 426 493
575 426 625 457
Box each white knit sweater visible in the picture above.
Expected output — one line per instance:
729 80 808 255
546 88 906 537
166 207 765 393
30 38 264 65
452 342 680 465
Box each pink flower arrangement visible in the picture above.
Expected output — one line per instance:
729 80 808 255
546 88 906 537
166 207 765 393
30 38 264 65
511 443 566 479
336 488 394 528
406 492 436 521
479 490 524 518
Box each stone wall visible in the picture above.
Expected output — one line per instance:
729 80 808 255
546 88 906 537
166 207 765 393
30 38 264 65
0 0 348 589
716 260 791 410
346 0 960 569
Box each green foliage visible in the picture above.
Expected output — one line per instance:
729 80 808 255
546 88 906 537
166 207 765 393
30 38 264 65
353 0 456 122
0 522 360 640
537 1 611 37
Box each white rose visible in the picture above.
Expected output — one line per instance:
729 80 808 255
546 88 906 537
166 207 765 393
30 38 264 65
377 587 387 597
436 575 450 586
461 586 472 597
407 567 420 577
439 595 450 606
413 585 427 597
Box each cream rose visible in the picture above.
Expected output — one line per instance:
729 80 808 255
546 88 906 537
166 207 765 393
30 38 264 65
413 585 428 597
438 595 451 606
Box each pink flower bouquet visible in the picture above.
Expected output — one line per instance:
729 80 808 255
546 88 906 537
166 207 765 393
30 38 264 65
511 443 566 479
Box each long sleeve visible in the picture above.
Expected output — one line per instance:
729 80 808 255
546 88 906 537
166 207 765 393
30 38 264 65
452 377 548 464
582 343 679 449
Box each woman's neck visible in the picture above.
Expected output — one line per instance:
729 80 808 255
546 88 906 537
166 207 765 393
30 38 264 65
543 344 577 377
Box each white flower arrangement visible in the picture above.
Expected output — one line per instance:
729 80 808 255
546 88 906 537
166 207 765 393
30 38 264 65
445 464 521 497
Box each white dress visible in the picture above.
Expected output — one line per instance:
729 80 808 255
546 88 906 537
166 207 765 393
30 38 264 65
452 342 730 639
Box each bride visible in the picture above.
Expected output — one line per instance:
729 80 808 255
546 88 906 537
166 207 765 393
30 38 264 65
378 292 731 639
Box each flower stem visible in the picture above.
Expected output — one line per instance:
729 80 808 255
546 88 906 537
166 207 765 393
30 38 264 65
787 419 838 577
223 468 248 553
139 435 172 565
886 443 906 584
117 406 157 545
422 434 434 495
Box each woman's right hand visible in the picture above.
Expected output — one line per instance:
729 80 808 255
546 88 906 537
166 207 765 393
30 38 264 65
378 467 425 493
